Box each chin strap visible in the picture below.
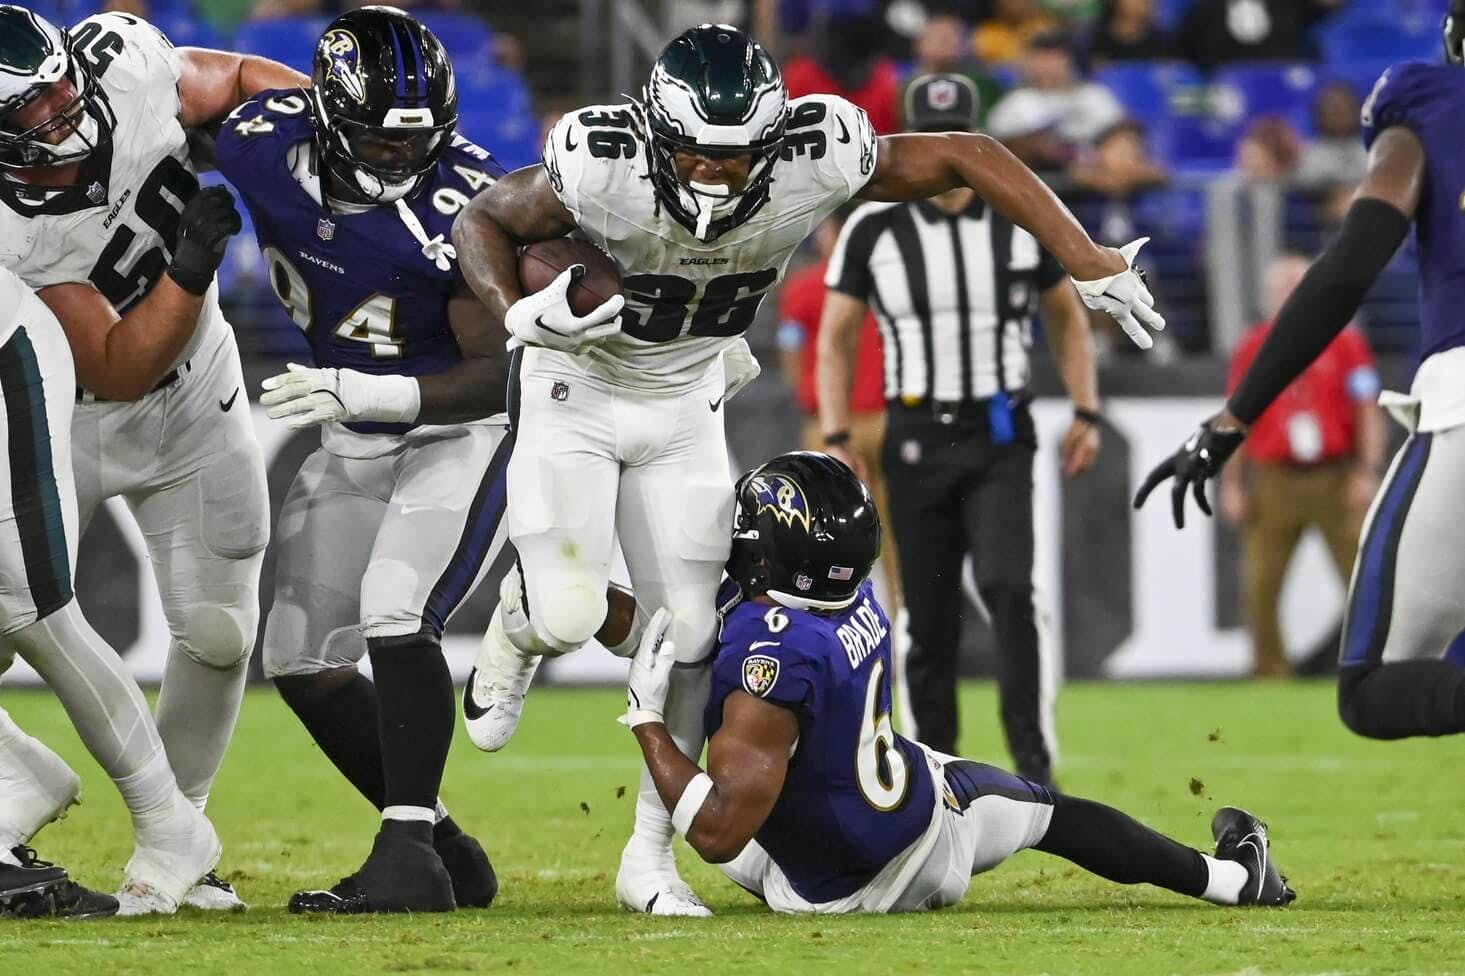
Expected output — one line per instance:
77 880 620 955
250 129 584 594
394 196 456 271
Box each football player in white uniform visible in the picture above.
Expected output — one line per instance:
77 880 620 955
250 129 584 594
453 24 1163 915
0 6 307 910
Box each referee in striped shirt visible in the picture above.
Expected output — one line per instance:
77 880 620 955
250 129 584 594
815 74 1103 786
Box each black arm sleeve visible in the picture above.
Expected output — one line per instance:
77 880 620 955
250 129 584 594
1227 197 1411 425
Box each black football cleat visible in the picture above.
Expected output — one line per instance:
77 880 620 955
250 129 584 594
1211 807 1297 906
289 821 456 914
1 847 118 919
433 824 498 909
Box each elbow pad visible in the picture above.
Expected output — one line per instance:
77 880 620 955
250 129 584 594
1228 197 1410 425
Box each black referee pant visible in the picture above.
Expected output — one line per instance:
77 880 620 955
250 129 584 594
883 398 1054 785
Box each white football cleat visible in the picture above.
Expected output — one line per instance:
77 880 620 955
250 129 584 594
616 847 713 918
182 870 247 911
116 795 222 916
463 576 543 752
0 723 81 846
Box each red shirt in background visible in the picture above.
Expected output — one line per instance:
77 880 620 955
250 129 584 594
781 56 901 135
1227 322 1380 466
780 259 886 415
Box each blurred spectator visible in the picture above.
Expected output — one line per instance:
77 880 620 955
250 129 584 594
973 0 1059 66
783 15 902 133
986 31 1124 170
1088 0 1173 65
1297 80 1367 186
776 209 900 612
1177 0 1345 71
1220 253 1383 677
1234 115 1302 182
903 14 1005 127
1069 118 1168 196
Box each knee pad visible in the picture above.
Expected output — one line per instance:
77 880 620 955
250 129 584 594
517 567 606 656
666 602 719 665
175 603 254 671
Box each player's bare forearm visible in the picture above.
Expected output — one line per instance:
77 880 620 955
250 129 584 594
40 279 203 401
177 48 309 129
815 292 867 438
1042 282 1099 413
452 167 578 325
414 288 510 423
860 133 1124 281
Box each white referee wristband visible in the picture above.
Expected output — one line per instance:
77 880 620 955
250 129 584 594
671 772 714 838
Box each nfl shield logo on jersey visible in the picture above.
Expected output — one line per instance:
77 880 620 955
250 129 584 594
317 218 336 241
742 654 780 698
550 381 570 402
86 181 105 203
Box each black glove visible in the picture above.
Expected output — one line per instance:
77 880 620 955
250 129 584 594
167 186 242 296
1132 416 1247 529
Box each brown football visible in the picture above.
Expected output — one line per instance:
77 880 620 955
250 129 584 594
518 238 623 318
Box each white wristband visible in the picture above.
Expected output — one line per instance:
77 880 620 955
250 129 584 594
671 772 714 838
356 372 421 423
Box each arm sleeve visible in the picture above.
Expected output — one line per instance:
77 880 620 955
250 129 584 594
1226 198 1411 425
1226 331 1258 396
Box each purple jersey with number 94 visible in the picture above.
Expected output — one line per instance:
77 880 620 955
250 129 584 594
213 87 505 432
706 579 936 904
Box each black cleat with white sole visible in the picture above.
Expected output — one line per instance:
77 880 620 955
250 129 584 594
1211 806 1296 906
432 821 497 909
289 820 456 914
0 847 118 919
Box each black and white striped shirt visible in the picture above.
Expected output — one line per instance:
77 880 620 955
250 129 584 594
825 198 1066 402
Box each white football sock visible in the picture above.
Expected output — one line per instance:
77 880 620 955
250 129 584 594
1201 853 1250 905
155 645 249 811
9 604 177 827
382 805 436 824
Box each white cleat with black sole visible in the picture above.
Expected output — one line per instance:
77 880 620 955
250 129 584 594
182 870 246 911
616 849 712 918
463 574 543 752
116 795 222 916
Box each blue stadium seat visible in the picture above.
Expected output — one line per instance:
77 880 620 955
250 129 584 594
457 68 541 171
234 16 332 76
1093 61 1203 121
1320 18 1437 67
1214 63 1318 135
1155 0 1195 30
150 10 221 50
416 11 496 71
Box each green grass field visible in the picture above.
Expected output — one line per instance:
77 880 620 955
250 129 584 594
1 680 1462 975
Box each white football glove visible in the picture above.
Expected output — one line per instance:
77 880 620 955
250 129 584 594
1071 238 1166 351
622 608 674 729
719 338 762 404
505 264 625 353
260 363 420 429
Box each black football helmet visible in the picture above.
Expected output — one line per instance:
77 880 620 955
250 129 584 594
310 6 458 203
0 6 114 176
727 452 881 612
640 24 787 242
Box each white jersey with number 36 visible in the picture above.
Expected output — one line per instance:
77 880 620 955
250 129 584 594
543 94 878 392
0 13 225 384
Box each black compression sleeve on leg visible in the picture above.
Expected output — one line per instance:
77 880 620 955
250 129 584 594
1338 662 1465 739
275 670 387 810
369 633 456 812
1227 198 1411 425
1034 793 1209 897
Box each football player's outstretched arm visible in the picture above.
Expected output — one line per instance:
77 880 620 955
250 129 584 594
634 692 797 864
451 167 579 324
860 133 1124 281
1132 126 1422 528
39 187 242 401
175 48 311 129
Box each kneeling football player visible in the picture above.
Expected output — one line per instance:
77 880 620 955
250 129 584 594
622 452 1297 913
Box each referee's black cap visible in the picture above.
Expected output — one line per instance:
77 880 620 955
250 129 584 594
905 73 979 133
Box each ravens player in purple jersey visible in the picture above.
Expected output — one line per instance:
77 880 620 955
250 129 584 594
622 451 1295 912
1137 5 1465 743
213 7 511 913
